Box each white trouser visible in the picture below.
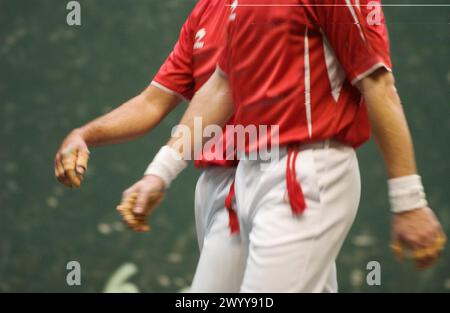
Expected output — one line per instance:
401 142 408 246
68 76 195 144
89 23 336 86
190 167 246 292
235 141 361 292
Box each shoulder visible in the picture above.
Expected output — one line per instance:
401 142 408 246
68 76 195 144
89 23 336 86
189 0 216 22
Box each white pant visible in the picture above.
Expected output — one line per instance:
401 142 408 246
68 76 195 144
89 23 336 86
189 162 340 292
235 142 360 292
190 167 246 292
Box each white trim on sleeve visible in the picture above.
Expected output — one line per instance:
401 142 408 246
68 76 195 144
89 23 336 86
351 63 393 86
150 81 189 102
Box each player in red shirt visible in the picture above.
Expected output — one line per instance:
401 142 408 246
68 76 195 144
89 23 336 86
54 0 248 292
143 0 446 291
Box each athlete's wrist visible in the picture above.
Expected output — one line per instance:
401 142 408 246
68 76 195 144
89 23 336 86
388 174 428 214
144 145 188 189
72 127 92 146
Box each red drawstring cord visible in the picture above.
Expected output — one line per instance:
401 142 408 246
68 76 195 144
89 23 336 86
225 145 305 234
286 145 306 214
225 180 240 234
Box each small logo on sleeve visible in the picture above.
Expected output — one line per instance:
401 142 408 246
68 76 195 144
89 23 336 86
194 28 206 49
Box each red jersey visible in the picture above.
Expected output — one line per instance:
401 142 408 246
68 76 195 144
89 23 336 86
151 0 235 167
218 0 392 151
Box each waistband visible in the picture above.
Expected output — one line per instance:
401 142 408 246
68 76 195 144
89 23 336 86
239 139 347 162
295 139 343 151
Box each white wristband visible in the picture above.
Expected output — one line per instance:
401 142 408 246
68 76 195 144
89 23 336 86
388 175 428 213
144 146 188 189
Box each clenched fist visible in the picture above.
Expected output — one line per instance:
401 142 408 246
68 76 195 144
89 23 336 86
391 207 446 270
54 129 90 188
118 175 165 232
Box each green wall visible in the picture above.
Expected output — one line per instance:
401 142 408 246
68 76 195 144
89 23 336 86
0 0 449 292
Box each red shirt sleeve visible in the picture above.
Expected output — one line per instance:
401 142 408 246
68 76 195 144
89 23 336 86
151 12 197 101
313 0 392 85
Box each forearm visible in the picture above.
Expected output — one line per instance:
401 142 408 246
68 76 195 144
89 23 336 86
359 74 445 263
358 69 417 178
144 70 233 188
167 69 234 159
77 85 180 147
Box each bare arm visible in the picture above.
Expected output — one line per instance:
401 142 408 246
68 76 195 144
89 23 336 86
357 69 444 269
167 69 234 157
123 69 234 215
356 69 417 178
77 85 180 147
55 85 180 187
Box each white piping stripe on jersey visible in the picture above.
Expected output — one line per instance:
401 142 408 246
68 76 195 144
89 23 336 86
345 0 366 42
355 0 361 10
304 28 312 138
351 62 393 85
150 81 189 102
322 33 346 102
